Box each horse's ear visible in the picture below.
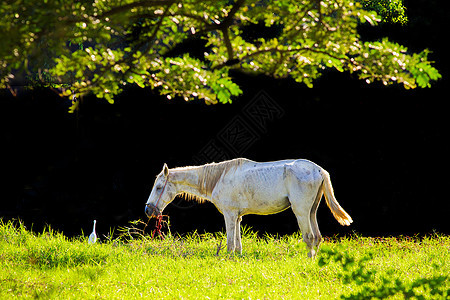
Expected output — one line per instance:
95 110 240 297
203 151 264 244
163 163 169 177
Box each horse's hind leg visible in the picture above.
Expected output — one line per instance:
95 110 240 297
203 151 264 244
309 183 324 255
293 213 316 258
289 185 322 258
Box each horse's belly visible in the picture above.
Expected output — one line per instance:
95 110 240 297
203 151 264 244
242 196 291 215
235 183 290 215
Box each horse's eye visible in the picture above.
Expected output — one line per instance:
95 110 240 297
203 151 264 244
156 186 162 191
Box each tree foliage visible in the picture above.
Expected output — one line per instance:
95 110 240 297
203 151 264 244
360 0 407 24
0 0 441 109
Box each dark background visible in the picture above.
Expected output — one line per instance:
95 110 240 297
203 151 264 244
1 1 448 238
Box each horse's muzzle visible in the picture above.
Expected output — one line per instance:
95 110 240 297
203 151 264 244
145 204 161 218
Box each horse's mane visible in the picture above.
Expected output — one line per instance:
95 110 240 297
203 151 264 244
173 158 248 202
198 158 247 196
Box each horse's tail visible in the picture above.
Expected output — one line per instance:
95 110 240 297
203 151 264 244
321 169 353 226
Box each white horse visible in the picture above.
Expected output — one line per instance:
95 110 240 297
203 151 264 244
145 158 352 257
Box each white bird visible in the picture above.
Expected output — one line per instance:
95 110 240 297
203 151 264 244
88 220 97 244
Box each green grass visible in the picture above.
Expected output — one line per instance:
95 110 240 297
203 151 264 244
1 219 449 299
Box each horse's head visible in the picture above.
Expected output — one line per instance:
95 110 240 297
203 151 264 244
145 163 176 218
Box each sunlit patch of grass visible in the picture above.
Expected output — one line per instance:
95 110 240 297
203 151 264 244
1 219 449 299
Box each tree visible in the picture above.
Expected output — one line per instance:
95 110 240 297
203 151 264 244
0 0 440 110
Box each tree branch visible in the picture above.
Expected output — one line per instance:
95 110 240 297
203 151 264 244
221 0 247 28
222 29 234 61
213 46 356 71
216 0 247 64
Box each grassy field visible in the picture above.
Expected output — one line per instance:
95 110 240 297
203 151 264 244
1 220 449 299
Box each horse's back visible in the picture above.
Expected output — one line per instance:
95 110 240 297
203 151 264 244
240 159 322 176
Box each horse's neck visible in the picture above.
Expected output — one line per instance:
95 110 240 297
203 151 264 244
171 167 209 200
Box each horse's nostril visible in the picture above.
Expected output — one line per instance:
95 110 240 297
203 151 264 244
145 205 152 217
145 204 160 218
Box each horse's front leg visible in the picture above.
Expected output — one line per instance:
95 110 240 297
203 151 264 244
224 211 238 253
235 216 243 254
